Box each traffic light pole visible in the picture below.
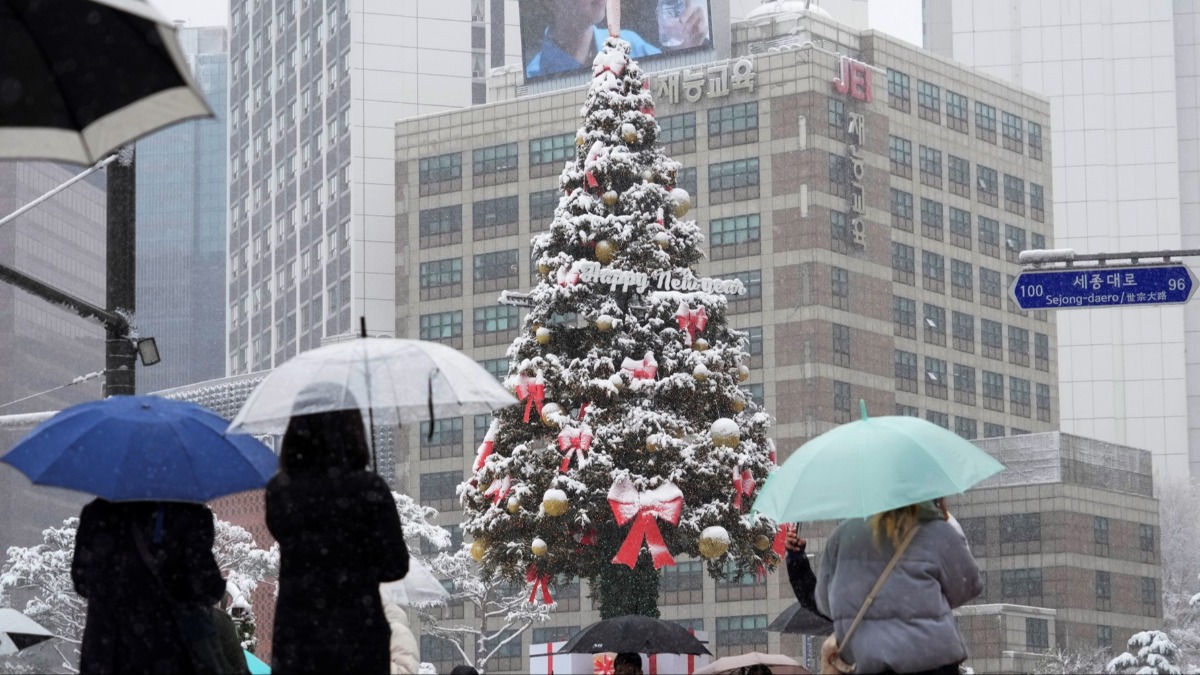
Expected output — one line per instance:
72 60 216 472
104 147 137 397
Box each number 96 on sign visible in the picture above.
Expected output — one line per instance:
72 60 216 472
1011 264 1198 310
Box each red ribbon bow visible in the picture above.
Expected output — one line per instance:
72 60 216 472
620 351 658 381
586 170 600 192
526 565 553 605
675 302 709 346
768 440 777 465
594 654 616 675
472 419 500 472
557 424 593 472
755 563 768 584
483 475 512 506
557 264 580 287
772 523 794 559
608 477 684 569
732 467 756 511
513 372 545 423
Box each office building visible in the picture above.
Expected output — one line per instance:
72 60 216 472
226 0 521 375
137 26 230 392
396 7 1058 671
922 0 1195 482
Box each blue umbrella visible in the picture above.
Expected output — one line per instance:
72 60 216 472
1 395 277 502
244 649 270 674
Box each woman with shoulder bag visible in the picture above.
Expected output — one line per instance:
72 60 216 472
815 498 982 675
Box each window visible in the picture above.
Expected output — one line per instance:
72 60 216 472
715 615 768 657
478 360 507 383
920 199 944 242
744 384 765 407
925 357 947 399
949 207 972 250
420 311 463 346
709 158 759 204
893 296 916 339
1029 121 1044 160
472 195 519 240
952 311 975 353
896 404 919 417
1009 327 1030 366
1142 577 1159 616
1035 333 1050 371
891 189 914 232
983 371 1004 411
946 90 968 133
1002 112 1024 153
677 166 698 200
660 112 697 153
420 470 461 511
710 214 761 258
887 69 911 112
1004 175 1026 215
955 417 977 440
473 142 518 175
661 560 704 605
1026 618 1049 651
532 626 580 645
1098 625 1114 652
975 101 997 142
722 269 763 313
421 635 460 669
977 165 998 207
919 146 942 188
529 134 574 177
831 267 850 310
980 319 1004 361
954 364 976 405
827 153 849 198
474 306 519 346
473 249 519 293
889 135 912 178
979 217 1000 258
419 152 462 195
924 303 946 346
1030 183 1045 222
830 210 854 253
1095 571 1112 614
1000 513 1041 543
709 102 759 148
419 258 463 300
833 381 852 422
892 243 915 285
917 80 940 122
832 325 851 367
895 350 918 393
827 98 846 140
1094 516 1110 555
926 410 949 428
951 259 973 300
1140 524 1156 553
922 250 945 293
745 326 764 368
980 423 1004 439
1010 377 1031 417
420 418 464 460
948 155 970 198
529 189 559 232
980 268 1002 309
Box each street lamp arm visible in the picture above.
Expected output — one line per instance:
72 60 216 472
0 262 129 334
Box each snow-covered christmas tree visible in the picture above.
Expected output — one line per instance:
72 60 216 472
458 33 778 619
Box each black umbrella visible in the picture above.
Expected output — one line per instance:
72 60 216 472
0 0 213 165
767 602 834 636
558 615 712 655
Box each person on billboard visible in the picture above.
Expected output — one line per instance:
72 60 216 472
525 0 707 79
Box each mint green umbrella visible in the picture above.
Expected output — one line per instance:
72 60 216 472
244 650 270 674
752 402 1004 522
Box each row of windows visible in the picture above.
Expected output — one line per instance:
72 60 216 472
892 348 1051 420
887 68 1044 160
894 405 1030 438
883 146 1045 222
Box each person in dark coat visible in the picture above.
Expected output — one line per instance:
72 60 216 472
71 498 225 674
267 400 408 675
784 526 831 622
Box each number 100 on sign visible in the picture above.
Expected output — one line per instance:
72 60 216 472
1011 264 1198 310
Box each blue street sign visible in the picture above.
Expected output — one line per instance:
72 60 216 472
1011 264 1198 310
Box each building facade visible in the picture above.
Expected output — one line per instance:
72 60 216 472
137 26 230 393
226 0 520 375
395 9 1059 671
922 0 1195 482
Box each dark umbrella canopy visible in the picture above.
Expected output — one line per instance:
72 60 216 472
0 0 213 165
767 602 834 636
557 615 711 655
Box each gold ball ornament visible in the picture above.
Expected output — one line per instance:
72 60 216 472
670 188 692 217
470 540 486 562
595 314 614 332
602 190 619 207
692 338 710 352
754 534 772 551
542 489 569 517
531 538 548 557
710 418 741 448
698 526 730 559
730 397 746 413
595 239 617 264
507 496 521 513
536 327 552 345
737 365 751 382
576 130 587 146
538 262 551 275
653 231 670 249
540 402 565 429
609 373 625 390
645 433 664 453
621 123 638 143
693 365 710 382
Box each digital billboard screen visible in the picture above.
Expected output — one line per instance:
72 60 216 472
519 0 714 81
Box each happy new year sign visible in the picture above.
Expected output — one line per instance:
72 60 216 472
574 261 747 295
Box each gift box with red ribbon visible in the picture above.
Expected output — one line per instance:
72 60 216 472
528 641 597 675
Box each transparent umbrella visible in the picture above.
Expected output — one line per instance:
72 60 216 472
380 559 450 608
0 608 53 655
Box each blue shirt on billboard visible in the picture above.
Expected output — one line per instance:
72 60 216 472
526 26 661 79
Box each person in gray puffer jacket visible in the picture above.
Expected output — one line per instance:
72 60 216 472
815 500 982 675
